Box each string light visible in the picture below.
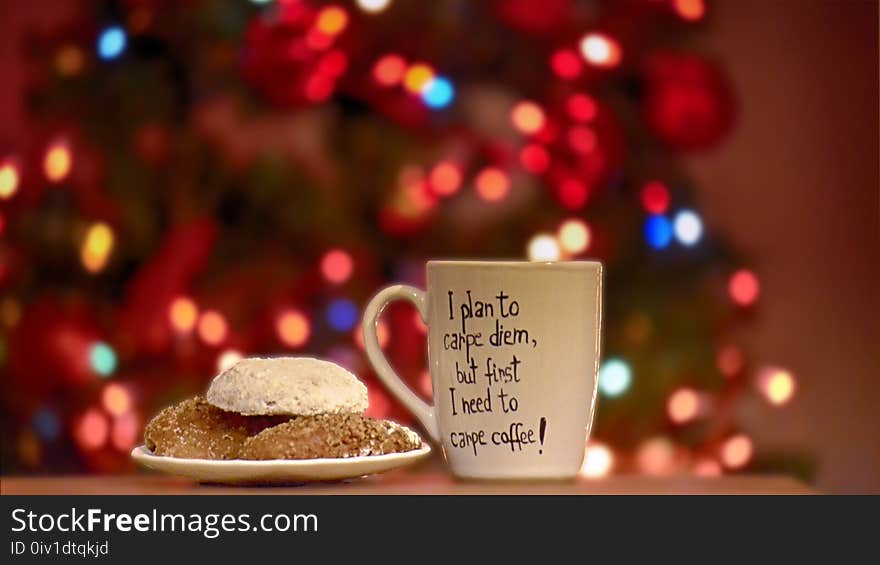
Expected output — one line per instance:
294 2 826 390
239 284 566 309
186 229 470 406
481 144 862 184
32 408 61 441
667 387 700 424
97 26 127 60
567 94 597 122
56 45 85 76
429 162 462 196
636 436 676 475
421 76 455 109
276 309 310 347
519 144 550 174
729 269 760 306
304 73 334 102
102 383 131 416
475 167 510 202
693 457 722 477
673 0 706 22
315 5 348 36
579 32 622 68
640 181 670 214
217 349 244 372
168 296 198 333
327 298 358 332
317 49 348 77
373 54 406 86
580 442 614 478
198 310 228 346
80 222 115 273
89 342 117 377
557 219 591 254
550 49 581 79
673 209 703 246
644 215 673 249
558 179 588 209
757 366 796 406
403 63 434 94
527 233 560 261
567 126 597 154
510 101 546 135
75 409 109 451
321 249 354 284
356 0 392 13
720 434 753 469
0 159 20 199
598 358 632 397
44 140 72 182
717 344 744 377
111 413 139 451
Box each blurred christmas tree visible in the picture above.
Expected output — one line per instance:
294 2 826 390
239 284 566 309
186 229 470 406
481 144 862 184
0 0 811 478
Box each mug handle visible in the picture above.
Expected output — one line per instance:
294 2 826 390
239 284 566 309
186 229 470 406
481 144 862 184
361 284 439 443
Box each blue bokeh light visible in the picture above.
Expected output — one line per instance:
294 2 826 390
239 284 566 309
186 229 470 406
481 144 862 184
327 299 358 332
89 342 117 377
644 214 673 249
33 408 61 441
421 77 455 109
598 358 632 397
97 26 127 60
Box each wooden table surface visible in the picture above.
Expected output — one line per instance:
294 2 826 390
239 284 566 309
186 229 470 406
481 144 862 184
1 472 814 495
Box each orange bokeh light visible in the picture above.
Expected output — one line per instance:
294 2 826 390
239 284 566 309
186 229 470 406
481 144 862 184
429 162 462 196
511 101 546 135
198 310 228 346
475 167 510 202
667 388 700 424
720 434 753 469
44 140 73 182
0 160 21 200
102 383 131 417
315 5 348 36
168 296 198 333
373 54 407 86
557 219 590 254
403 63 434 94
674 0 706 22
276 309 310 348
758 367 796 406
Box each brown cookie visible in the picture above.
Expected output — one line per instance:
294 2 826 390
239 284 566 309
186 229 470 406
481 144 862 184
239 413 422 460
144 396 288 459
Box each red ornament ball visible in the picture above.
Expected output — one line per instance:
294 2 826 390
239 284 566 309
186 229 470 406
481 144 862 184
642 53 736 151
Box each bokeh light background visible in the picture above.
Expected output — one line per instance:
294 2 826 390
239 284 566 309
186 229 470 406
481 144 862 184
0 0 877 492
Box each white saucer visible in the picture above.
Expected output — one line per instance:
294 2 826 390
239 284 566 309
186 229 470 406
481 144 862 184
131 443 432 484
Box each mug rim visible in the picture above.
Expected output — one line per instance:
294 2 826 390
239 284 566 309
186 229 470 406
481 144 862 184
427 259 602 270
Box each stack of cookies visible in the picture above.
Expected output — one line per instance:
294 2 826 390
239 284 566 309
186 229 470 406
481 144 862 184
144 357 421 460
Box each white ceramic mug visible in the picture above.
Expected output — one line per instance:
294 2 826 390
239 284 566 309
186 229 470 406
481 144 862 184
362 260 603 480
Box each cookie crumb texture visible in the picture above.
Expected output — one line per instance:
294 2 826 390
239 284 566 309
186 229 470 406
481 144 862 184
241 413 422 460
143 397 288 459
144 397 422 460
